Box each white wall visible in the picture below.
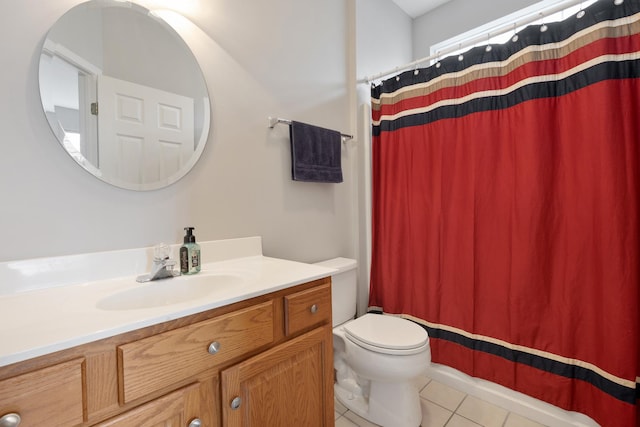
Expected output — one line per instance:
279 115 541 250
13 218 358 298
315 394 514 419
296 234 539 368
412 0 540 59
101 8 206 100
47 2 104 70
0 0 355 264
356 0 413 80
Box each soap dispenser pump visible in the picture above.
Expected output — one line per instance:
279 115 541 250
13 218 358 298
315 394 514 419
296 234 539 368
180 227 201 275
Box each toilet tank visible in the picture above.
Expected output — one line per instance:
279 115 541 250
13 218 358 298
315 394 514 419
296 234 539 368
314 257 357 327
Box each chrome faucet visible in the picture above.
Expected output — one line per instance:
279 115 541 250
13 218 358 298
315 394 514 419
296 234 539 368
136 243 181 282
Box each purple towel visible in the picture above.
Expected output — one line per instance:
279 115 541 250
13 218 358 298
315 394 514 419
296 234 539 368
289 121 343 183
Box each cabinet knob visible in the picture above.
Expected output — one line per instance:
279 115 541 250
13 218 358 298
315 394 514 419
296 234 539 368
230 396 242 410
188 418 202 427
310 304 318 314
0 413 21 427
208 341 221 355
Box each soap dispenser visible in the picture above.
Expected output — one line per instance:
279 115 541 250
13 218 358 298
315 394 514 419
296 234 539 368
180 227 201 275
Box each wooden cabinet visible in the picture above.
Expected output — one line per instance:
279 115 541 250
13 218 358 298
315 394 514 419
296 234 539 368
0 277 333 427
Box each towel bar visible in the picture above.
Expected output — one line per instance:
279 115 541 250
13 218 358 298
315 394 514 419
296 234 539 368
268 117 353 141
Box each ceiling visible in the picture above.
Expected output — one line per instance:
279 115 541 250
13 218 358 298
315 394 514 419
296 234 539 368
390 0 452 18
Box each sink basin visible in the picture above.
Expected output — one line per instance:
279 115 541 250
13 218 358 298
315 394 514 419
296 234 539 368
96 273 246 311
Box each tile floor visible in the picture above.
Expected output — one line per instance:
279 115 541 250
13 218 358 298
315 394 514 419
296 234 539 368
334 374 548 427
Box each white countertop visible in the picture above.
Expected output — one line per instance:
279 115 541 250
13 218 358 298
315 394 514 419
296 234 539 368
0 237 336 367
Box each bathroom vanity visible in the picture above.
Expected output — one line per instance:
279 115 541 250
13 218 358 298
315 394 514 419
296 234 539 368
0 237 336 426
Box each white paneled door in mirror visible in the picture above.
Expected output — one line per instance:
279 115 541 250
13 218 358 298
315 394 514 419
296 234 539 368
97 75 195 189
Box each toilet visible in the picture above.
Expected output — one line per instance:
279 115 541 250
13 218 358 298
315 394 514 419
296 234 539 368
314 258 431 427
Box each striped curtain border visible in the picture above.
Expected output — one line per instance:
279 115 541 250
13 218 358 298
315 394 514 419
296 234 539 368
368 308 638 404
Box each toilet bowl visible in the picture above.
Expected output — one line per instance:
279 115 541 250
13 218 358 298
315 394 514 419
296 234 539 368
314 258 431 427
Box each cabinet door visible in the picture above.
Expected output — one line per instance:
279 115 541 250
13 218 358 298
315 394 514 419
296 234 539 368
221 327 334 427
95 383 202 427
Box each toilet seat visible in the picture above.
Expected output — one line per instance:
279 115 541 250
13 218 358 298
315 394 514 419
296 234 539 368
343 314 429 356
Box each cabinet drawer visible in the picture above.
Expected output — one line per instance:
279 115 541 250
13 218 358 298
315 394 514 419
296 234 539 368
118 301 274 404
96 383 200 427
0 358 84 427
284 283 331 336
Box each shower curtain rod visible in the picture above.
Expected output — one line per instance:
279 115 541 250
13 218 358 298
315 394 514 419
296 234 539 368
268 117 354 140
358 0 590 84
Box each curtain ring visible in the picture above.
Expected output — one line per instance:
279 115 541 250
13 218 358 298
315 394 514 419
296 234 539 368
539 12 548 32
485 33 492 52
511 23 519 43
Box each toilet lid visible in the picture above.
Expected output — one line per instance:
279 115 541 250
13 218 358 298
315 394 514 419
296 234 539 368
343 314 429 355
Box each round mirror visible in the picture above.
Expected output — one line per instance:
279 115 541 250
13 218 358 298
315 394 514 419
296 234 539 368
39 0 210 191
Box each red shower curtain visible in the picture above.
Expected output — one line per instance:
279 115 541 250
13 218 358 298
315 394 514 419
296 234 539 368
369 2 640 426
